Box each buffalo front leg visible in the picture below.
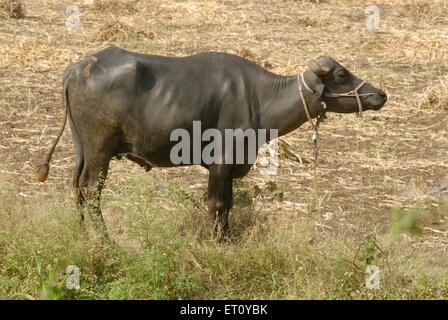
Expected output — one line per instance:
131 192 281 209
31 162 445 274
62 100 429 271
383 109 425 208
207 165 233 241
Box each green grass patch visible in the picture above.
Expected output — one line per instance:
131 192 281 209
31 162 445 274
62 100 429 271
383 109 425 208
0 171 447 299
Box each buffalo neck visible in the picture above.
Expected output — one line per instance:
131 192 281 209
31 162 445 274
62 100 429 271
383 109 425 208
258 71 321 138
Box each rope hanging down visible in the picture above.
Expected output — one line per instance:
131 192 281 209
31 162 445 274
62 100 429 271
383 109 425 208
297 73 327 164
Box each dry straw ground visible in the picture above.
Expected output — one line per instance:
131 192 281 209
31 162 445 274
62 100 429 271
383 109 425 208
0 0 24 18
0 0 448 297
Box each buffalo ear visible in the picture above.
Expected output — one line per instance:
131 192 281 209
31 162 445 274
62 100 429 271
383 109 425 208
314 83 325 98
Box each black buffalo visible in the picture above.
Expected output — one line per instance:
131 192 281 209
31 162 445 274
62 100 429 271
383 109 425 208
38 46 387 240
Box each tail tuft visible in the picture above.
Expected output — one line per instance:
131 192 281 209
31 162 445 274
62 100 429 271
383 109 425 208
37 163 49 182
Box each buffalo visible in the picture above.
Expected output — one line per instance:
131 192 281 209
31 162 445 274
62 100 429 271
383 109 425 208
38 46 387 240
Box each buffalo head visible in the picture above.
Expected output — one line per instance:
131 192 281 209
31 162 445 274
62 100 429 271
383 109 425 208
308 56 387 114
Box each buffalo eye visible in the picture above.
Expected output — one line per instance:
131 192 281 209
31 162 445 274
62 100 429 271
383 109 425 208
334 69 345 83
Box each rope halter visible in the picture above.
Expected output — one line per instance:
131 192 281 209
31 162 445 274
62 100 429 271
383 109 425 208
296 72 378 164
324 80 376 118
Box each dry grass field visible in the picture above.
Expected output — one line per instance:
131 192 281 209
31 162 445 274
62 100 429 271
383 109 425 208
0 0 448 299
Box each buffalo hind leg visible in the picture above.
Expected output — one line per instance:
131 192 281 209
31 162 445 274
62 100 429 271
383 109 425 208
207 165 233 241
70 120 85 222
73 148 85 223
78 152 111 241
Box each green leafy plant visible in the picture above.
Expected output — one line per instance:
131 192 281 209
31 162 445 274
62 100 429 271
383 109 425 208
265 181 277 192
12 251 68 300
234 190 253 207
386 206 425 244
359 234 378 265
